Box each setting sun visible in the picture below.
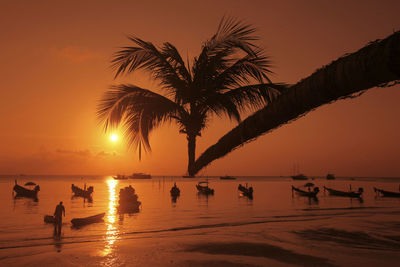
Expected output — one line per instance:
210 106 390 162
110 134 118 142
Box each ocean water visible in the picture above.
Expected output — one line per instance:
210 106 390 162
1 175 400 265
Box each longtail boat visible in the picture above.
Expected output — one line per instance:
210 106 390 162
292 186 319 198
71 213 105 227
291 174 308 180
13 180 40 199
220 175 236 180
44 215 55 224
326 173 335 180
374 187 400 198
118 185 141 213
196 181 214 195
170 184 180 198
113 175 128 180
238 184 253 198
324 186 363 198
71 184 93 199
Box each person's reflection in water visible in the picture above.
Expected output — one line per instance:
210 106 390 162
54 201 65 236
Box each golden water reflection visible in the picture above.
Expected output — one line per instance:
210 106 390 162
101 178 119 256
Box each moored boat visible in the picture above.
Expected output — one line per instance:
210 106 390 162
220 175 236 180
170 183 180 197
326 173 335 180
113 174 128 180
71 213 105 227
196 181 214 195
291 174 308 180
323 186 363 198
238 183 253 198
71 184 93 199
118 185 141 213
292 186 319 198
374 187 400 198
13 180 40 199
44 215 56 224
131 173 151 179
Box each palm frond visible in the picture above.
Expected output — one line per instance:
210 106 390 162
111 37 189 100
202 83 287 122
97 84 185 157
215 49 273 88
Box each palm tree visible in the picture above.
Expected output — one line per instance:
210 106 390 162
192 30 400 175
97 17 284 176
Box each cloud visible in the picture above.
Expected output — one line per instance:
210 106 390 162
57 46 102 62
56 149 91 157
96 151 118 157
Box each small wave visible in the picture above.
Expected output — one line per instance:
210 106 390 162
0 216 327 250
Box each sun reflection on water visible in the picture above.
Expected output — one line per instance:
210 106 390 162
102 178 119 256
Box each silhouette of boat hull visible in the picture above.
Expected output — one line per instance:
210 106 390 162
292 186 318 197
170 186 180 197
71 213 105 227
326 174 335 180
324 186 362 198
113 175 128 180
71 184 93 199
291 174 308 180
238 184 253 198
44 215 56 224
130 173 151 179
13 184 39 199
374 187 400 198
196 182 214 195
220 176 236 180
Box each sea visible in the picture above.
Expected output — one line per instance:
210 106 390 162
0 175 400 266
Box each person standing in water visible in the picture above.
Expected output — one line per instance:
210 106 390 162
54 201 65 236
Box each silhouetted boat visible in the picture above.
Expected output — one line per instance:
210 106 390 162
291 174 308 180
113 175 128 180
326 173 335 180
13 181 40 199
71 213 105 227
118 185 141 213
196 181 214 195
170 183 180 197
238 184 253 198
71 184 93 199
44 215 55 224
24 181 36 186
324 186 363 198
183 175 195 178
374 187 400 198
292 186 319 197
131 173 151 179
220 175 236 180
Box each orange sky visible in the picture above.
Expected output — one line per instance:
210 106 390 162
0 0 399 176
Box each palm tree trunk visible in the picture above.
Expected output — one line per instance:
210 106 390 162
192 31 400 175
187 134 196 176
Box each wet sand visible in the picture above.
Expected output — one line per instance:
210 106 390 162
1 217 399 267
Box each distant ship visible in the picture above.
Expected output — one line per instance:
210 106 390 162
220 175 237 180
326 173 335 180
131 173 151 179
291 174 308 180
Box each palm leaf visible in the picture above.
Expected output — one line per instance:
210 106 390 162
97 84 185 157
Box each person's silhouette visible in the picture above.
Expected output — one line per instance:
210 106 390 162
54 201 65 236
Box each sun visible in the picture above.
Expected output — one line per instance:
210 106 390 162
110 134 118 142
